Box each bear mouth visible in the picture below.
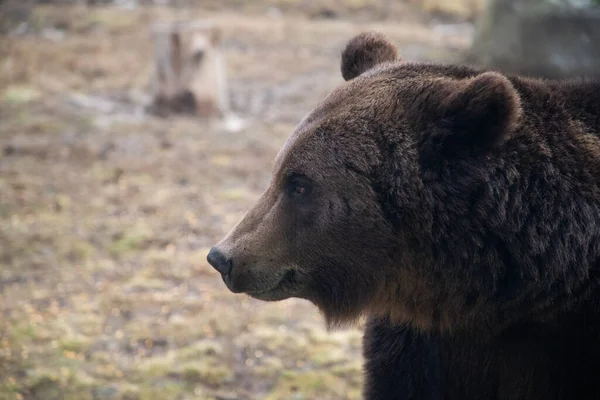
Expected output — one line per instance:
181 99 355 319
244 269 298 301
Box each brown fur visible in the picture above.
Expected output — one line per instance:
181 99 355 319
340 31 399 81
208 31 600 399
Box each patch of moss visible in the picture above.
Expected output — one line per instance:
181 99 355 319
0 380 21 400
7 322 38 344
69 313 103 337
175 340 223 361
265 370 350 400
57 336 92 354
109 232 148 257
8 110 69 136
21 369 94 400
136 357 172 380
139 382 186 400
178 361 233 387
137 355 233 388
2 85 41 105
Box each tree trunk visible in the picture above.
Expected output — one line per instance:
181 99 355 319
467 0 600 78
149 20 229 118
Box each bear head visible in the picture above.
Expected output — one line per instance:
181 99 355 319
208 31 524 333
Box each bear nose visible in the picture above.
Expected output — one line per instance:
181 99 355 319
207 247 232 276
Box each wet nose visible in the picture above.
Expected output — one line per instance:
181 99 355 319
207 247 232 275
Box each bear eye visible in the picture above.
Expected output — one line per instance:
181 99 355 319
285 174 312 199
292 185 306 196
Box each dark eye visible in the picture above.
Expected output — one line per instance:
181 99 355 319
285 175 312 199
291 184 306 196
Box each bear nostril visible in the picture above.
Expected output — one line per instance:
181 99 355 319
206 247 232 276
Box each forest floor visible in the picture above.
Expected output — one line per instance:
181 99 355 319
0 2 474 399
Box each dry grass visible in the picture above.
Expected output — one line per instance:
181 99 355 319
0 3 473 399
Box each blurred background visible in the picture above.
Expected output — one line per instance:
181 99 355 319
1 0 599 399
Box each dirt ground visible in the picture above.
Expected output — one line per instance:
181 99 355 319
0 3 474 399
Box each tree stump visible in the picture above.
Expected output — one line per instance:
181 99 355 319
466 0 600 79
149 20 229 118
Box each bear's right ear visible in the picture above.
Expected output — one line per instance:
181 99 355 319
341 32 399 81
419 72 521 173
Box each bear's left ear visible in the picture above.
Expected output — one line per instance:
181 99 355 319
422 72 521 164
341 31 399 81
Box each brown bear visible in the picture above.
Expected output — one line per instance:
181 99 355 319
207 31 600 399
